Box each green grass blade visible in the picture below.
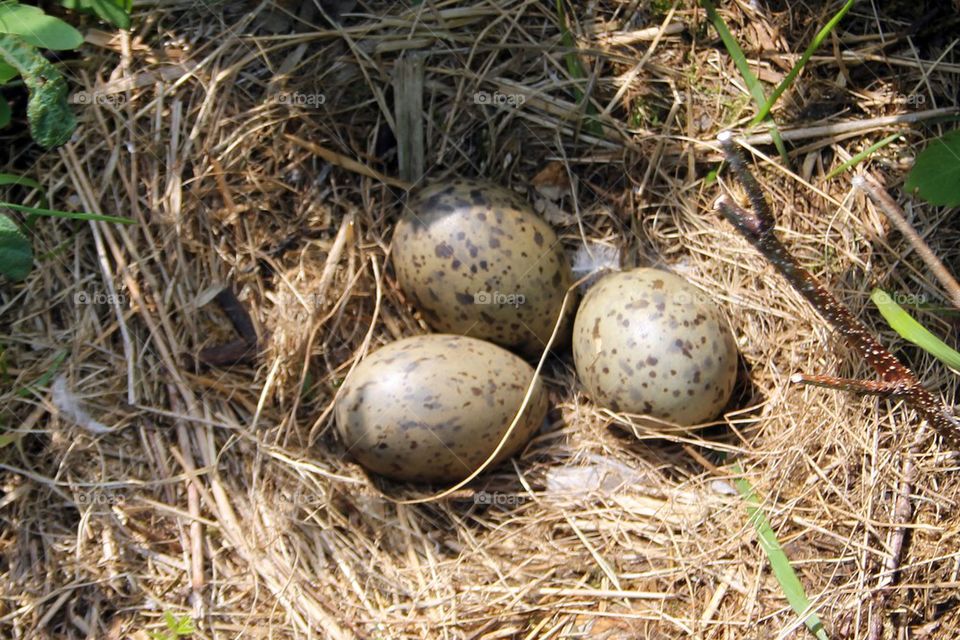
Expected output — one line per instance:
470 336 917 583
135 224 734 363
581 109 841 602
0 172 44 192
872 289 960 370
732 462 829 639
0 201 134 224
0 431 19 449
701 0 764 106
701 0 789 164
752 0 855 125
769 126 788 162
555 0 604 137
17 349 68 398
0 172 50 209
825 133 902 180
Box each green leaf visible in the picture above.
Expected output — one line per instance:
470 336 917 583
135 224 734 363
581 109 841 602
0 201 134 224
162 611 195 636
905 129 960 206
0 33 76 148
0 4 84 51
700 0 763 105
0 60 17 83
89 0 130 29
0 212 32 280
174 616 195 635
163 611 178 631
0 94 9 128
61 0 131 29
871 289 960 371
732 463 829 639
92 5 129 29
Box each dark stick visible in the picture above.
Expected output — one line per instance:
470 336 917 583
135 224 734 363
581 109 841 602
853 174 960 311
214 287 258 344
715 132 959 445
190 287 260 368
197 338 258 367
866 423 926 640
790 374 912 397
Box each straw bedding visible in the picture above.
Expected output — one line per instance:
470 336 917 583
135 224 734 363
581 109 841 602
1 1 958 638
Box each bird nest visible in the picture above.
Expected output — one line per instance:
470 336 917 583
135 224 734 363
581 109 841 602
2 1 959 638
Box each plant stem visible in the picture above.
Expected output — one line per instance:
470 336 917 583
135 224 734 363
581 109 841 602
715 132 960 444
854 173 960 310
735 107 960 146
0 201 134 225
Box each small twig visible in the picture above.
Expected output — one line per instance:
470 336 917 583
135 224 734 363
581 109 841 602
169 387 206 616
284 133 411 189
736 106 959 146
867 423 927 640
195 287 259 367
853 173 960 310
715 132 960 445
790 374 913 397
214 287 257 343
197 338 258 367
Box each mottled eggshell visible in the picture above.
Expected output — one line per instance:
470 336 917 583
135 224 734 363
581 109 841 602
334 334 549 483
392 178 574 356
572 268 738 426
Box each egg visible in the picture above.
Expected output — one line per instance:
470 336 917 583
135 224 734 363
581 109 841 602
572 268 738 425
334 334 549 483
392 178 574 356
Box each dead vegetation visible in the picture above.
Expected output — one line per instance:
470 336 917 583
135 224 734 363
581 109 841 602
1 1 959 638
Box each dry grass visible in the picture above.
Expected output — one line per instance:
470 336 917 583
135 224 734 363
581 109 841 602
1 0 959 638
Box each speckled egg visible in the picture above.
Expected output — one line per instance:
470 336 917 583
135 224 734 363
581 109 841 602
334 334 549 483
392 178 574 356
572 268 738 425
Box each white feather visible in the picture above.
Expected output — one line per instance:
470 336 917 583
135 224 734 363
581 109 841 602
52 376 112 434
572 243 621 290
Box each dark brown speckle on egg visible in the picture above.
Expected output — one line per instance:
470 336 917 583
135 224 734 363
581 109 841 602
333 334 549 483
571 268 738 426
391 178 575 356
